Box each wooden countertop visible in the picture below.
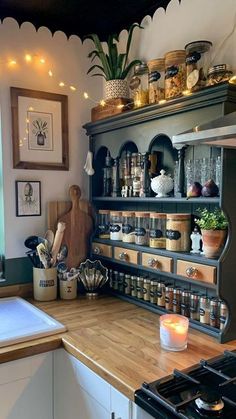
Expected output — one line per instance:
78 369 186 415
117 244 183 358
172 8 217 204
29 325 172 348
1 295 236 400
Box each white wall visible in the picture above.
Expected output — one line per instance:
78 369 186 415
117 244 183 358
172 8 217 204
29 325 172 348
0 18 102 259
1 0 236 260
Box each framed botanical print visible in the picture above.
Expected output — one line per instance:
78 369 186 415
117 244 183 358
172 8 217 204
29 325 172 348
11 87 69 170
15 181 41 216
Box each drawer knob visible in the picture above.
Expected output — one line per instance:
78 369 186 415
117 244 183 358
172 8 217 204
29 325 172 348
186 266 198 278
93 246 101 255
119 252 128 261
148 258 158 268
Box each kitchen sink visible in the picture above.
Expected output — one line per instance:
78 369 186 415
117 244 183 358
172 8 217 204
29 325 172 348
0 296 66 348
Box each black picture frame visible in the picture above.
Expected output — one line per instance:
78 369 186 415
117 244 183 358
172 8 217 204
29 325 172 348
15 181 41 217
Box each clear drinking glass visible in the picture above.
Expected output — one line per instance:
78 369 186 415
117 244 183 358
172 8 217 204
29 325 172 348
200 157 209 186
215 155 221 190
185 159 194 192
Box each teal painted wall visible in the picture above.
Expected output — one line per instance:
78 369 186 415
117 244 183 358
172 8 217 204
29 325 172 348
2 257 33 286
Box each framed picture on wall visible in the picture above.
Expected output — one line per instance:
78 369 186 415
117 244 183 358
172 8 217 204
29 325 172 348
11 87 69 170
15 181 41 216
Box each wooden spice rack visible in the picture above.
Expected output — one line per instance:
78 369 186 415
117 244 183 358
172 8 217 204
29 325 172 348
84 83 236 343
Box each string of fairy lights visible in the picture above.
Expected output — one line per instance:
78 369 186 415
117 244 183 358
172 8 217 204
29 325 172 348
6 51 236 111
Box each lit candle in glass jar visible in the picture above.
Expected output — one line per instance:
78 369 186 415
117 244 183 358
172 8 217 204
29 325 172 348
160 314 189 351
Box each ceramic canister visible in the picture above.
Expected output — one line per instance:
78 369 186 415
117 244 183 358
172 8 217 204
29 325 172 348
33 267 57 301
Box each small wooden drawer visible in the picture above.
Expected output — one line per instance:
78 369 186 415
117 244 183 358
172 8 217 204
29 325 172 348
114 247 138 264
176 260 216 284
142 252 173 273
92 242 112 258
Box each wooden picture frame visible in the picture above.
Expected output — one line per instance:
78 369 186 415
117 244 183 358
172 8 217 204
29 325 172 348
11 87 69 170
15 181 41 217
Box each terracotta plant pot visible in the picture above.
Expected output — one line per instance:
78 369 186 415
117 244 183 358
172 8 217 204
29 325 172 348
105 79 129 100
201 229 227 258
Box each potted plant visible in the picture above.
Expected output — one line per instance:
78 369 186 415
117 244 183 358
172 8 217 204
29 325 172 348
84 23 142 100
195 208 228 258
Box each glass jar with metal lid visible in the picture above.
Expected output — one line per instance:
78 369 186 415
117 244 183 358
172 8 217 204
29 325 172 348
157 281 165 307
165 285 174 311
166 213 191 252
110 211 122 241
190 292 200 321
143 278 151 301
150 280 157 304
136 276 144 299
173 287 181 314
164 50 186 99
135 212 150 245
207 64 233 86
98 209 110 239
122 211 135 243
130 62 149 108
149 212 166 248
185 40 212 91
181 290 191 317
147 58 165 103
199 295 210 324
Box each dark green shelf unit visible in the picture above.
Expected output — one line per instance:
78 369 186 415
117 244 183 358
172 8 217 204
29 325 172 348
84 83 236 343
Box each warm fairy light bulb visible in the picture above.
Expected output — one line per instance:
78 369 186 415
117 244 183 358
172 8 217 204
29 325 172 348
229 75 236 84
48 70 53 77
182 89 192 96
39 58 45 64
70 85 76 91
59 81 65 87
117 104 124 109
158 99 167 105
28 106 34 111
84 92 89 99
100 100 106 106
25 54 32 62
9 59 17 66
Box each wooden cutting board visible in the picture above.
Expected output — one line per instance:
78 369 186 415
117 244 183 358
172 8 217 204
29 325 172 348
47 185 94 269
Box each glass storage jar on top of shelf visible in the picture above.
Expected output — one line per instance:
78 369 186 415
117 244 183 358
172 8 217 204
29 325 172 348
122 211 135 243
110 211 123 241
185 40 212 91
98 209 110 239
147 58 165 103
135 212 150 245
130 62 149 108
166 213 191 252
149 212 166 248
207 64 233 86
164 50 186 99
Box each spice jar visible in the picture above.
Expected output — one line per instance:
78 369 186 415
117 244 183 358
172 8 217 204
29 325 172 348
149 212 166 248
98 210 110 239
164 50 186 99
185 40 212 91
157 282 165 307
118 272 125 293
190 292 200 321
166 213 191 252
113 271 119 290
210 298 220 328
207 64 233 86
135 212 150 245
124 274 131 295
130 62 149 108
136 277 144 299
220 301 228 330
165 285 174 311
150 280 157 304
110 211 123 241
147 58 165 103
173 287 181 314
122 211 135 243
131 275 137 297
143 278 151 301
181 290 191 317
199 296 210 324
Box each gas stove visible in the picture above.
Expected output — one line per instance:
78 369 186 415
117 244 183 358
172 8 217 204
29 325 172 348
135 350 236 418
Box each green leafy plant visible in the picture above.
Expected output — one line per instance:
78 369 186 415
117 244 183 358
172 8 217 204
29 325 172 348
84 23 142 80
195 208 228 230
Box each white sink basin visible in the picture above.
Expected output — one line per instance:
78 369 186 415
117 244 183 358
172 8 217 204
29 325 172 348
0 296 66 348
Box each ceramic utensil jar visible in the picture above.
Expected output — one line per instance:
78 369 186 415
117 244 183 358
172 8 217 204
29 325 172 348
166 213 191 252
33 267 57 301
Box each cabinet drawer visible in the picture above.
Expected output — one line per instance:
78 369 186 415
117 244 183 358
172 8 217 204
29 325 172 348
114 247 138 264
142 252 173 273
176 260 216 284
92 242 112 258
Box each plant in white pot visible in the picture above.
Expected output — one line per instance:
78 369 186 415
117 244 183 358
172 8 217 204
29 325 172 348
84 23 142 100
195 208 228 258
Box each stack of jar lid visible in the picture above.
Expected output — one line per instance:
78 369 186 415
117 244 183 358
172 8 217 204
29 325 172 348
109 268 228 330
98 210 192 252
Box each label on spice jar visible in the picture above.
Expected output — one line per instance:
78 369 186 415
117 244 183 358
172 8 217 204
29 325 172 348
149 71 161 82
122 224 134 234
135 227 146 236
186 51 201 65
150 229 163 239
166 229 181 240
165 65 179 78
110 224 121 233
98 224 110 237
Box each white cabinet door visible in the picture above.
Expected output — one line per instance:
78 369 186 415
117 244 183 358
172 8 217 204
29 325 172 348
132 404 154 419
54 349 110 419
0 352 53 419
111 386 132 419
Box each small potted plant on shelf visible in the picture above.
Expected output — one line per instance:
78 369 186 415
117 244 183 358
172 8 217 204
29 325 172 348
195 208 228 258
84 23 142 100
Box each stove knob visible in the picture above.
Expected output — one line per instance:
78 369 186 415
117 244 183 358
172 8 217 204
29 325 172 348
186 266 198 278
